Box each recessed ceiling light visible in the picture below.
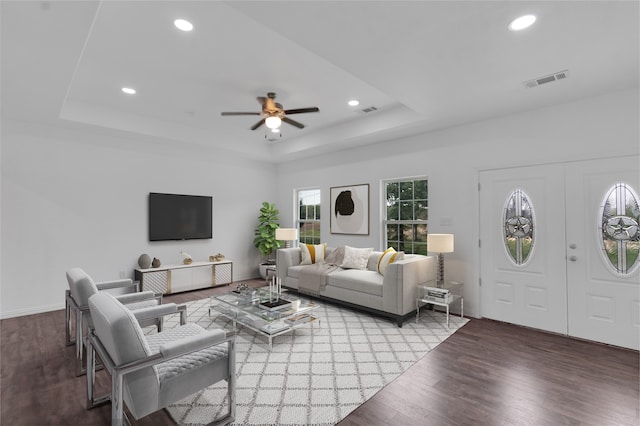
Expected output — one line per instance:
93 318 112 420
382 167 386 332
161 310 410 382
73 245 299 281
174 19 193 32
508 14 536 31
121 87 136 95
348 99 360 106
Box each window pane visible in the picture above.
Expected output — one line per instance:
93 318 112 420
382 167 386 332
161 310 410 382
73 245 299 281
386 182 399 203
416 200 428 220
399 181 413 200
414 224 427 242
387 201 399 220
599 182 640 274
503 188 535 265
400 202 413 221
414 180 428 199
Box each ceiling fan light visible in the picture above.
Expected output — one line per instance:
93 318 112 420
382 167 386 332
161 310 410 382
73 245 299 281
265 116 282 129
508 14 536 31
271 127 280 133
174 19 193 32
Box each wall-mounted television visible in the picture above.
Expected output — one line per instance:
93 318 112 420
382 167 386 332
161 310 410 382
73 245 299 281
148 192 212 241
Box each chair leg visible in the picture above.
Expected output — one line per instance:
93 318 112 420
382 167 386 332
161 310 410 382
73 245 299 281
206 339 236 426
112 372 125 426
75 311 86 376
65 294 76 346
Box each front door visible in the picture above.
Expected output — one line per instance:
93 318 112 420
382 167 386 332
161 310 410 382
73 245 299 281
565 157 639 350
479 164 568 334
479 157 640 350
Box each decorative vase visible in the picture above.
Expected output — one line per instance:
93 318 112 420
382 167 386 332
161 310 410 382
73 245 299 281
152 257 161 268
138 254 152 269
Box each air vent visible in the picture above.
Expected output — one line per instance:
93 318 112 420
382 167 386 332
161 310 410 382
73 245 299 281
358 106 379 114
524 70 569 88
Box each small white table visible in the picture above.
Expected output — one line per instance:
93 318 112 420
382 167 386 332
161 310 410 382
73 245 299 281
416 280 464 328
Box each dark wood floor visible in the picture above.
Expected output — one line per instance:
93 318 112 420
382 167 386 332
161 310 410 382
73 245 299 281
2 280 638 426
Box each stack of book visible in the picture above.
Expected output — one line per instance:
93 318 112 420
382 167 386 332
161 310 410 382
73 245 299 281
260 321 289 334
258 298 292 311
284 313 311 326
422 287 453 303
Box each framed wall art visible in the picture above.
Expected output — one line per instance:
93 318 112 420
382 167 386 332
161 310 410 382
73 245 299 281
330 183 370 235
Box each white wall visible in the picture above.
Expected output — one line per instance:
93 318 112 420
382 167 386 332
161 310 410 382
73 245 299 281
275 89 640 318
1 121 276 318
2 88 637 319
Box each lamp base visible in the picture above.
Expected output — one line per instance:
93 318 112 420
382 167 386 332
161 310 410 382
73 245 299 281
436 253 445 288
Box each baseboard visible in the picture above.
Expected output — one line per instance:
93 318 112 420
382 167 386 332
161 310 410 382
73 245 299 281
0 302 64 320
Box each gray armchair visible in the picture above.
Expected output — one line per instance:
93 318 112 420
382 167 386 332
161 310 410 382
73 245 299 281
87 292 236 426
65 268 176 376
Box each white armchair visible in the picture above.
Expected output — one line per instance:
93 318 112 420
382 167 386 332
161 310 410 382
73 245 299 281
65 268 182 376
87 292 236 426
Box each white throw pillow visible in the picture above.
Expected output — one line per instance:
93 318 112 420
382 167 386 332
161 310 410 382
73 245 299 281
340 246 373 269
377 248 405 275
300 243 326 265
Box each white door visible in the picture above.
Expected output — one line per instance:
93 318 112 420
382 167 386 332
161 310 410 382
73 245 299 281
479 164 568 334
565 157 639 350
480 157 640 350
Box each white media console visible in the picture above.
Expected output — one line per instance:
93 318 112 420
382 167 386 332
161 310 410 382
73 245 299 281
134 260 233 294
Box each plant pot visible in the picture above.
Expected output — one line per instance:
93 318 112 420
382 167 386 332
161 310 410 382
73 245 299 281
259 263 269 280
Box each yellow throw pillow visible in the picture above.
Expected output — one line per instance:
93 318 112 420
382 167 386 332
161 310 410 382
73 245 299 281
300 243 326 265
378 247 402 275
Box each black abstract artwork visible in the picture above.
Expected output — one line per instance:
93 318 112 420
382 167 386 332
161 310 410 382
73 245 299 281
330 184 369 235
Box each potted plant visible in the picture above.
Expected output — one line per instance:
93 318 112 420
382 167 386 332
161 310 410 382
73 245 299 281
254 201 281 278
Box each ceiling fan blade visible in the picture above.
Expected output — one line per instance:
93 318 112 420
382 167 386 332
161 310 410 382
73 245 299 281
284 107 320 115
221 112 261 116
251 118 266 130
282 117 305 129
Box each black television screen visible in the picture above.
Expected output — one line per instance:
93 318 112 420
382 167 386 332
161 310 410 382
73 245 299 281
149 193 212 241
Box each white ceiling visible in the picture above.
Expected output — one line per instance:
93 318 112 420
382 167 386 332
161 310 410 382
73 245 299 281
2 1 638 162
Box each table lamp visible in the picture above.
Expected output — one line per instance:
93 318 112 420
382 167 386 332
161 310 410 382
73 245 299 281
275 228 298 248
427 233 454 287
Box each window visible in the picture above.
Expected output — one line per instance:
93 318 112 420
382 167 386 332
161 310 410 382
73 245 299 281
384 178 428 254
599 182 640 275
503 188 535 265
297 189 321 245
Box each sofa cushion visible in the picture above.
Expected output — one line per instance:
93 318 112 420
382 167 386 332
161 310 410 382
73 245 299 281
367 251 383 271
377 248 405 275
340 246 373 269
300 243 326 265
327 269 383 297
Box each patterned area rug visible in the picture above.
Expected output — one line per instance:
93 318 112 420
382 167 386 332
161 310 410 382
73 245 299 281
161 296 468 425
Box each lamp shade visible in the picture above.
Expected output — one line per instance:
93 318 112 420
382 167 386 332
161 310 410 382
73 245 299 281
427 234 454 253
275 228 298 241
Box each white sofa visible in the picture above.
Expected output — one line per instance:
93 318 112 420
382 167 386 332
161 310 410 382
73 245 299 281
276 246 436 326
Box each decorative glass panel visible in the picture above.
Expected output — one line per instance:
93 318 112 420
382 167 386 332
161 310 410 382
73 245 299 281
503 189 535 265
599 182 640 275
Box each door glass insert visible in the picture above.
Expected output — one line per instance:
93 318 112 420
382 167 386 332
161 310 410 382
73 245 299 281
599 182 640 275
503 189 535 265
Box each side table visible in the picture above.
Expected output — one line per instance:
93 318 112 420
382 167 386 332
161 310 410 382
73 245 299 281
416 280 464 328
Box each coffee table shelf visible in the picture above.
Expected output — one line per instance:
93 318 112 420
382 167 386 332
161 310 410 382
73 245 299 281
209 287 319 348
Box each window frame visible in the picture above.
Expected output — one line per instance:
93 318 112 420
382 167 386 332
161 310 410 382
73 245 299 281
296 188 321 245
382 176 429 255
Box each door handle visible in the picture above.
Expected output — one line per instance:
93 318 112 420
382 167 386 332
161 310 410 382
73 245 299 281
569 244 577 249
569 255 577 261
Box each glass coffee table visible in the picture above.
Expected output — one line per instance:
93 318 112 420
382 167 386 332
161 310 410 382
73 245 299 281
209 287 319 348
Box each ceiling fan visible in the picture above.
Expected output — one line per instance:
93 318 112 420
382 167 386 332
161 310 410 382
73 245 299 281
221 92 320 131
